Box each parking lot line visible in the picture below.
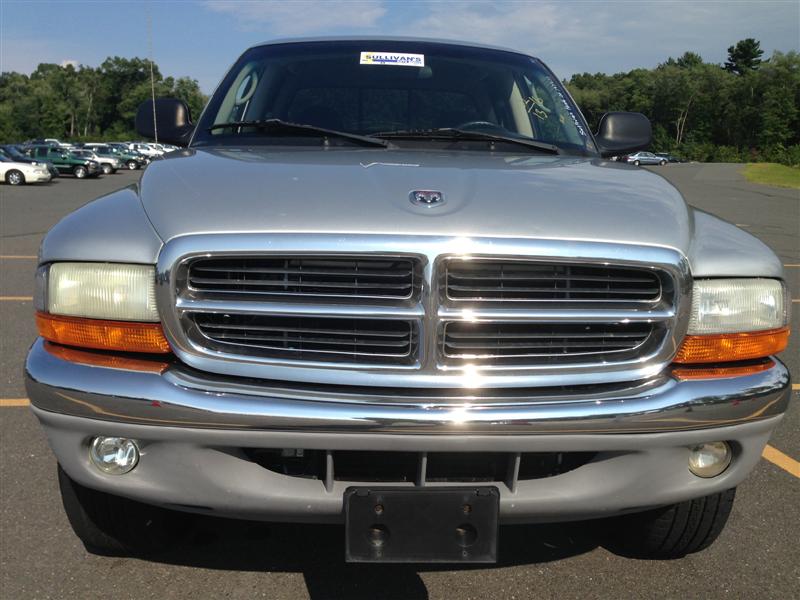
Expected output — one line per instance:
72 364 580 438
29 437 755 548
762 445 800 478
0 255 37 259
0 296 33 301
0 399 30 407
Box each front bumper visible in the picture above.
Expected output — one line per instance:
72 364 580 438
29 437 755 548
26 339 791 523
27 171 52 183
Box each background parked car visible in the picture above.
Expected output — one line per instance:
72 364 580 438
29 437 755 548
0 145 59 178
83 143 144 170
124 142 163 159
0 155 52 185
24 145 101 178
624 151 668 166
655 152 687 163
108 143 151 165
70 149 121 174
26 138 72 149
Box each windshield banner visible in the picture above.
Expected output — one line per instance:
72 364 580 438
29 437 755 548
360 52 425 67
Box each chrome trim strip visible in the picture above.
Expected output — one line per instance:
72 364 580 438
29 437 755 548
436 307 675 322
176 298 426 318
26 339 789 434
156 233 691 388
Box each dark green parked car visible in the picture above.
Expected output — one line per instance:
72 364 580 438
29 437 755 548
25 146 101 178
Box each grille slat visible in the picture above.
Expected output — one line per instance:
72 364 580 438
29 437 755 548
189 256 416 300
446 261 662 303
197 322 411 338
448 273 655 283
446 330 648 340
443 322 653 365
210 333 413 348
191 277 413 291
192 314 417 364
448 285 660 295
445 340 643 350
193 267 414 278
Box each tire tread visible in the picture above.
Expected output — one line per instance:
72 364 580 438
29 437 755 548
57 465 187 556
606 488 736 559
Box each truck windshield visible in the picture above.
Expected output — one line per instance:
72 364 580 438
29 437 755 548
193 40 595 154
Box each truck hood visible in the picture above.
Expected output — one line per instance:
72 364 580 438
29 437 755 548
139 147 691 252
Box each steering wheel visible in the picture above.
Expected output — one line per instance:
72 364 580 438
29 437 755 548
454 120 502 131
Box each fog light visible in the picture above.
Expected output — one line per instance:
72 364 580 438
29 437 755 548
688 442 731 478
89 437 139 475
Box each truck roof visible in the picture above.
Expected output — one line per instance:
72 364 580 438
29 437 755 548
250 36 534 59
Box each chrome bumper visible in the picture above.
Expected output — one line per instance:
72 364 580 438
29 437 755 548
25 339 790 435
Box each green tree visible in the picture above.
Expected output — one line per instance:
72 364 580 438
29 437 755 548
724 38 765 75
567 46 798 164
757 51 800 148
0 56 207 142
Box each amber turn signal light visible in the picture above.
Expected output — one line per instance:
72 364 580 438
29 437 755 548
36 311 172 354
44 342 170 373
672 360 775 380
673 327 789 364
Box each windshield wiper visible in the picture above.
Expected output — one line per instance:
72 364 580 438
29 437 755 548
371 128 561 155
208 119 390 148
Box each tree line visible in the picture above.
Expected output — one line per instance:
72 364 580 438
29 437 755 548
0 39 797 165
566 39 800 165
0 57 207 143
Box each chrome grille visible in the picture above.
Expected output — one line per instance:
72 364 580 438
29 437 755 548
161 235 688 387
189 256 416 300
446 260 662 303
191 314 417 364
443 322 655 365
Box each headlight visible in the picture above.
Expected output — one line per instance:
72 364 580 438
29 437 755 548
688 278 788 334
41 262 158 321
675 278 790 364
35 263 170 353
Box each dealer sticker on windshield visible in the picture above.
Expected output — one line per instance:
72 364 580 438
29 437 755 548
360 52 425 67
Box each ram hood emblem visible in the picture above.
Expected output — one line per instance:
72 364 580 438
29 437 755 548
409 190 445 207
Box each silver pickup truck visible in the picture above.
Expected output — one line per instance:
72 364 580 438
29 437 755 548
27 38 791 563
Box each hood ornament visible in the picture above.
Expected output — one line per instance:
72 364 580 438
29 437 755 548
409 190 445 207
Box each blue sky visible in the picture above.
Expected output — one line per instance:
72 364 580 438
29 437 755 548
2 0 798 92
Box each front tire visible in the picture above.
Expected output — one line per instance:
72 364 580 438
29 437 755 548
126 160 138 170
659 160 667 166
605 488 736 559
73 165 87 179
6 169 25 185
57 465 188 556
101 164 112 175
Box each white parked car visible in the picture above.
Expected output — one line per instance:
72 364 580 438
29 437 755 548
0 155 52 185
44 138 73 149
127 142 163 158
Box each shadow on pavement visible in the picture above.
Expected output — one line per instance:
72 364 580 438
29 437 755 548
143 516 600 600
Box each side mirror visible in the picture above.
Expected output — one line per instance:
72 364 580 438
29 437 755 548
135 98 194 146
594 112 652 158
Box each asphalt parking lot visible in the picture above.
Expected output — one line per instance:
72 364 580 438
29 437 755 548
1 163 798 599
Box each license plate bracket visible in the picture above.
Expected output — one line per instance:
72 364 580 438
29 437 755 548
344 486 499 563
